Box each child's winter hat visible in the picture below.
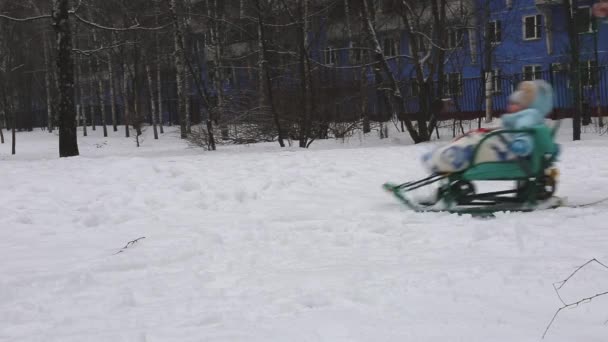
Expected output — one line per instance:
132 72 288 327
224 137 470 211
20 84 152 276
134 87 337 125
508 81 537 108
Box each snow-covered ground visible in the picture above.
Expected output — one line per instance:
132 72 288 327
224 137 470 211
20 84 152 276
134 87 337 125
2 121 608 342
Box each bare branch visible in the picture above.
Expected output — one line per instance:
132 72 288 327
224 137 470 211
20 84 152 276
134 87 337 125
0 13 51 22
543 258 608 339
73 41 138 56
72 12 171 32
114 237 146 255
543 290 608 339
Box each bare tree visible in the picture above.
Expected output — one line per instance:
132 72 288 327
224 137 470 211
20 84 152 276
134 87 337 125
53 0 79 157
167 0 188 139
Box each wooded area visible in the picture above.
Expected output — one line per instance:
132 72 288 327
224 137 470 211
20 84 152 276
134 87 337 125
0 0 599 156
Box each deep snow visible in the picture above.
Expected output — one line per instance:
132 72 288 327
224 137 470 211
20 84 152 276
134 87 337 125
2 122 608 342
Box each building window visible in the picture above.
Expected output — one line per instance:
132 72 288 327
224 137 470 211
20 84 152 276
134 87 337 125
580 60 598 86
491 69 502 93
487 20 502 44
523 65 542 80
447 28 466 48
227 65 237 87
550 63 567 73
523 14 542 40
351 48 362 64
324 47 337 65
575 7 595 34
410 78 419 97
409 35 426 55
444 72 462 96
383 37 398 57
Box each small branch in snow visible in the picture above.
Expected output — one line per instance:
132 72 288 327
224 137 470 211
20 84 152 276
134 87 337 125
542 258 608 339
114 237 146 255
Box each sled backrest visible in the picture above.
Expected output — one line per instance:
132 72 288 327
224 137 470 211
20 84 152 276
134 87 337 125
464 126 558 180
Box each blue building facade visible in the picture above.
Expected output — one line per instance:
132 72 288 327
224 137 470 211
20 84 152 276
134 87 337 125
311 0 608 120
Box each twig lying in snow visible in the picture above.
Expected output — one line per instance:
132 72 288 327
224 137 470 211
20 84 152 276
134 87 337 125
542 258 608 338
114 237 146 255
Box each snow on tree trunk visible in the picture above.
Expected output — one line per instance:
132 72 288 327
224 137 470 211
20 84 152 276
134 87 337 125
52 0 79 157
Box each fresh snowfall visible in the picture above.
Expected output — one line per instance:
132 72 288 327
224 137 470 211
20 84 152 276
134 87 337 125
2 122 608 342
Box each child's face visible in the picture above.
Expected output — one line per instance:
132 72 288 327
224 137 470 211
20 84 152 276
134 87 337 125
507 103 523 113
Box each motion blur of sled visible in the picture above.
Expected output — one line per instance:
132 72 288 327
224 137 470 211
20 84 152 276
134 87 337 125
383 80 563 216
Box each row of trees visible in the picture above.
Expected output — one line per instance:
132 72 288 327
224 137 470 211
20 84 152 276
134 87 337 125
0 0 597 157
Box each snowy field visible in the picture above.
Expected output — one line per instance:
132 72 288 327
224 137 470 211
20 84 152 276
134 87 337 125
2 122 608 342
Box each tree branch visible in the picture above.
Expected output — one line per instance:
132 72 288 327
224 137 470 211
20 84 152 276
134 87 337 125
542 258 608 339
0 13 51 22
72 12 171 31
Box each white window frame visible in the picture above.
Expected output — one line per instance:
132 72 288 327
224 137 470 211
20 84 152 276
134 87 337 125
580 60 598 87
491 69 502 94
447 28 465 49
522 14 542 40
383 37 398 57
409 35 426 55
323 47 337 65
350 48 362 64
444 72 463 96
523 64 542 80
487 20 502 44
410 78 419 97
576 6 594 34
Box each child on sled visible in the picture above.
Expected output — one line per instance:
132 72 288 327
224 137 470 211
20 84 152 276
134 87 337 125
421 79 554 173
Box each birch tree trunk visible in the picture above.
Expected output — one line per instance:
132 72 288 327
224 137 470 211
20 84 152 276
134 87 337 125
52 0 79 157
207 0 224 127
90 52 107 137
108 55 118 132
146 64 159 139
156 54 164 133
0 108 4 143
97 66 108 137
91 30 108 137
168 0 187 138
88 59 96 131
156 3 164 133
43 33 54 132
122 59 130 138
77 56 87 136
357 0 420 142
255 0 284 147
185 70 191 133
11 111 15 154
298 0 313 148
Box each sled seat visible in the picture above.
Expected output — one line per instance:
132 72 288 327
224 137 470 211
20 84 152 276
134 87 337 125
460 125 559 181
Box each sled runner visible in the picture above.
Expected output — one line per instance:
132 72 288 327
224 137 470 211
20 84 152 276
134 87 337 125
383 124 563 216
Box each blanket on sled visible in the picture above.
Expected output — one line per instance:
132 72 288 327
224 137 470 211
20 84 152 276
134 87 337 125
421 80 554 174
